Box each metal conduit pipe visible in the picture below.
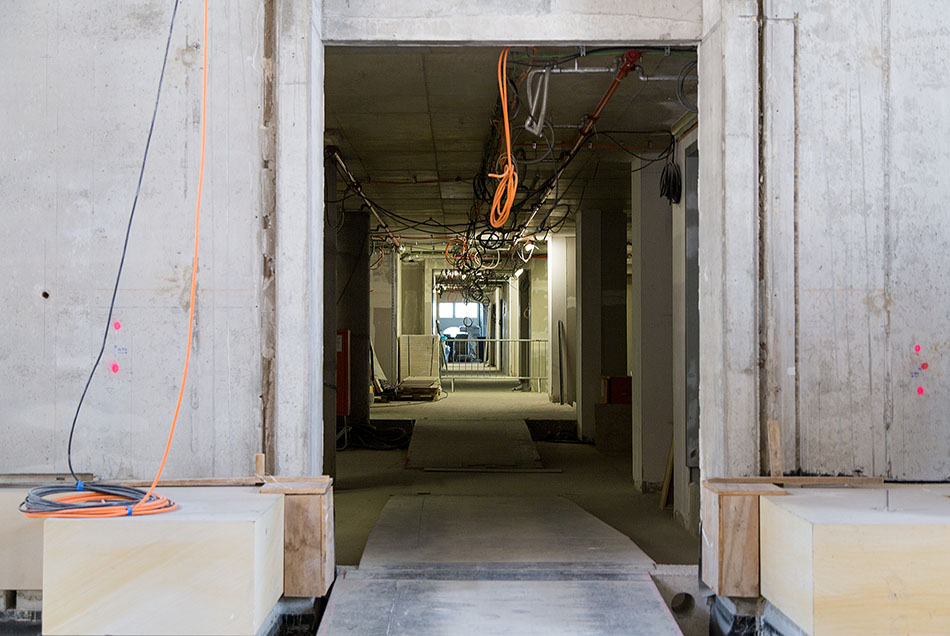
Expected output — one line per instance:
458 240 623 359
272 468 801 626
634 65 699 82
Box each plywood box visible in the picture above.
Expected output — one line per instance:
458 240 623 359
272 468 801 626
260 478 335 597
0 488 44 590
42 487 283 636
761 488 950 635
701 481 786 597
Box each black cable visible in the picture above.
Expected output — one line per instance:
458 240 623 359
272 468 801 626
660 140 683 204
66 0 181 482
345 422 412 450
676 60 698 113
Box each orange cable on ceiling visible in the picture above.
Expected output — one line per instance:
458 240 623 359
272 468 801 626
488 47 519 229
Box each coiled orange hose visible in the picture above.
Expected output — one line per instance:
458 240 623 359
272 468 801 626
488 47 518 228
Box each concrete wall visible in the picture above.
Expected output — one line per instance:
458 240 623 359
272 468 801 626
757 0 950 480
0 1 266 479
322 0 703 44
671 128 700 529
370 250 397 383
701 0 950 483
697 0 760 480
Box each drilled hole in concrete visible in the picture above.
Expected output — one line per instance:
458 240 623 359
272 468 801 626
670 592 695 615
41 291 50 299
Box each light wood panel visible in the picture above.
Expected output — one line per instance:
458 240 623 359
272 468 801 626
0 488 43 590
701 482 786 597
760 488 950 635
42 487 283 636
760 495 814 633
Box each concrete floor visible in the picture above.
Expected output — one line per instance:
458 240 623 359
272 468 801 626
342 379 695 565
338 381 695 567
371 379 576 421
335 443 696 566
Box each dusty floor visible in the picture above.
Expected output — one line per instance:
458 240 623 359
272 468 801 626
335 444 697 566
370 379 577 421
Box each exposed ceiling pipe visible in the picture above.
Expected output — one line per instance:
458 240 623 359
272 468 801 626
514 48 643 241
634 64 699 82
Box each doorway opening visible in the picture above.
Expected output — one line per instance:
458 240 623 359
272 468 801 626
323 44 700 572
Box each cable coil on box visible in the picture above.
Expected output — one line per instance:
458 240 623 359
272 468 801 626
20 484 176 518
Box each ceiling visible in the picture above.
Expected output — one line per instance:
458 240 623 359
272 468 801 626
324 45 697 244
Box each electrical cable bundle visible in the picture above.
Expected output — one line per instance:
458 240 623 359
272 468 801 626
20 484 176 518
21 0 209 519
660 137 682 204
488 47 519 229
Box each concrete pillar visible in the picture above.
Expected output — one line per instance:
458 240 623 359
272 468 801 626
698 1 760 480
630 160 674 491
322 155 338 478
273 0 323 476
337 208 371 427
576 209 627 440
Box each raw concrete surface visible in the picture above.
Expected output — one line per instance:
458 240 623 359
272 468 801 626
371 379 576 421
359 495 654 573
335 442 697 567
0 0 265 480
321 0 703 44
317 575 684 636
406 420 542 469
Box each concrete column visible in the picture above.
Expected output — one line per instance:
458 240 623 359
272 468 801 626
273 0 323 476
630 160 673 491
698 1 760 479
322 154 338 478
548 236 576 404
576 209 626 440
337 207 371 427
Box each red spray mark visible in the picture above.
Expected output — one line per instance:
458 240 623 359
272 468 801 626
915 344 922 353
111 362 120 374
917 386 925 396
921 363 929 370
113 321 122 330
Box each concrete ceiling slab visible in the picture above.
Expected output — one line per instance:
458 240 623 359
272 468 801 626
326 45 696 237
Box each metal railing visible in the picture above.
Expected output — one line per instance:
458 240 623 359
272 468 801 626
440 338 549 392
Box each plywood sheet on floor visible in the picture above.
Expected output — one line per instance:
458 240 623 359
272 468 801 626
761 487 950 635
317 573 682 636
359 495 653 575
406 419 542 469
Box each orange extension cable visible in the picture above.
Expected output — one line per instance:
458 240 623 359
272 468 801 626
22 0 208 519
488 47 519 229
